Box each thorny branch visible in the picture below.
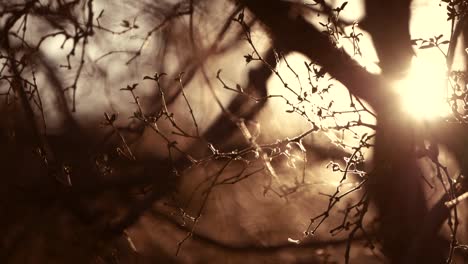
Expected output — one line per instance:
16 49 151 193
3 0 468 263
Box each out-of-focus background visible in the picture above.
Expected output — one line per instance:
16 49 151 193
1 0 467 263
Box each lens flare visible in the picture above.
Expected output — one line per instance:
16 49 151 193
394 56 450 120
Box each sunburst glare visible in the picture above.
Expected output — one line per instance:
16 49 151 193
394 55 450 120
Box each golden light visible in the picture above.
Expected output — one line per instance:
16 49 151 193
393 55 450 120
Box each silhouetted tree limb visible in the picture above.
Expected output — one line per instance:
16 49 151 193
361 0 414 78
240 0 390 112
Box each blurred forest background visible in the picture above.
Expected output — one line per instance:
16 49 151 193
2 0 468 263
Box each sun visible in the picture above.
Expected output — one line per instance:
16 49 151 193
393 56 450 120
